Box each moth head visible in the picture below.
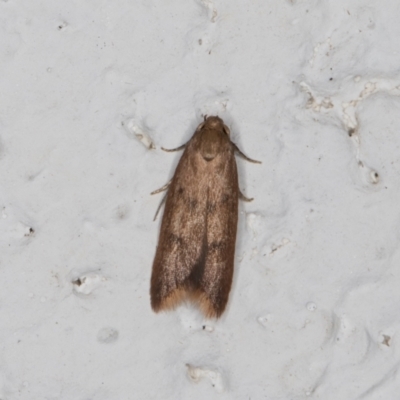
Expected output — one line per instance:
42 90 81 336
198 116 230 135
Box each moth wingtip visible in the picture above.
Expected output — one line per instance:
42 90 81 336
150 287 188 314
189 290 226 319
150 287 226 319
198 297 225 319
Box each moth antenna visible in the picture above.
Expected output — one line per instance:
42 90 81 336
153 193 168 221
223 124 231 136
239 190 253 202
231 142 262 164
196 122 205 132
151 179 172 195
161 144 186 152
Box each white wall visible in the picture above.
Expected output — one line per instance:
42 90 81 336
1 0 400 398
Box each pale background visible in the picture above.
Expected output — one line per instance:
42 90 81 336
1 0 400 399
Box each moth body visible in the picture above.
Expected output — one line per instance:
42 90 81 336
150 116 259 318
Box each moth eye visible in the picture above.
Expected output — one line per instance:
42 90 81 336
196 122 205 132
223 125 230 136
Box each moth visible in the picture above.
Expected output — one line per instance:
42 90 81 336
150 116 260 318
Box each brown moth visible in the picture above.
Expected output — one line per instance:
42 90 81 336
150 116 260 318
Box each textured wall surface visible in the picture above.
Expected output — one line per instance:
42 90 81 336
1 0 400 399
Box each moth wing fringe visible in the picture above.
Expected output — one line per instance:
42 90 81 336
152 287 221 319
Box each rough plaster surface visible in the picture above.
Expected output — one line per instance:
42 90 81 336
1 0 400 399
